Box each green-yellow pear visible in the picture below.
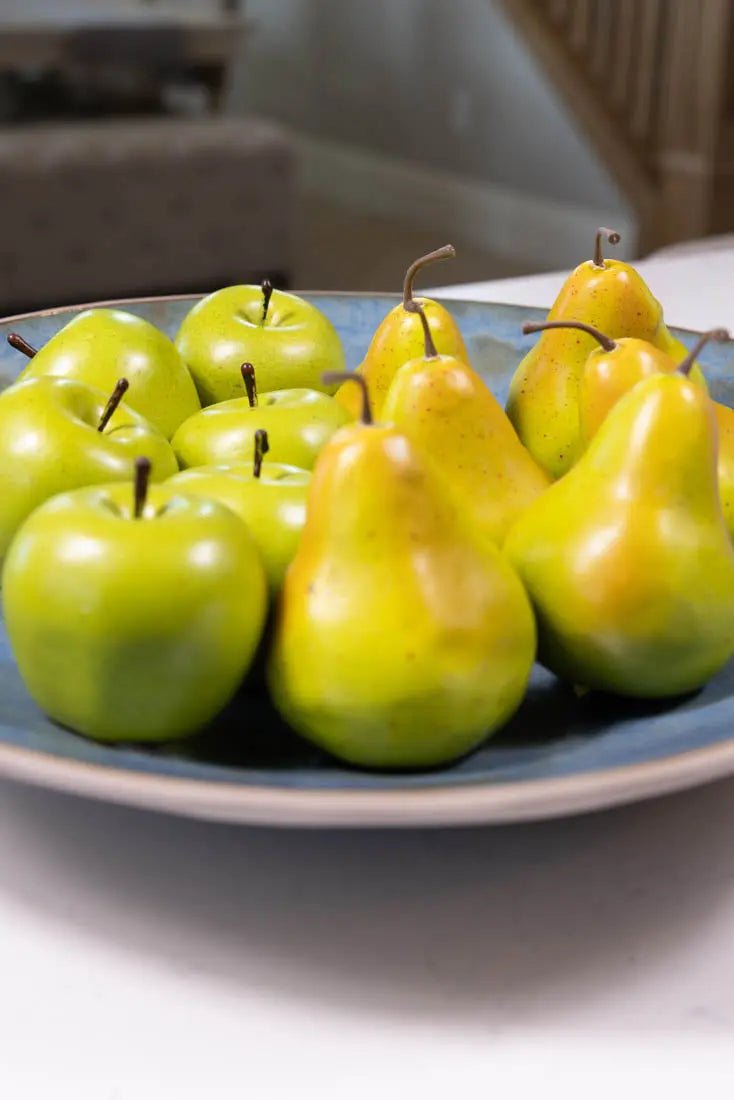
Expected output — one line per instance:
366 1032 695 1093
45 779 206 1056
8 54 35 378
506 228 707 478
565 323 734 545
335 245 469 420
382 301 549 546
518 319 683 445
505 365 734 698
268 373 536 769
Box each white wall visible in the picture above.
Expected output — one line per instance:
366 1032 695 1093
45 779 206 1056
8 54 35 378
232 0 636 264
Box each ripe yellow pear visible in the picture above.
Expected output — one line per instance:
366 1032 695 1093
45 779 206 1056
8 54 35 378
519 319 682 445
505 365 734 697
269 373 536 769
507 228 707 478
567 323 734 543
335 245 469 420
382 302 549 546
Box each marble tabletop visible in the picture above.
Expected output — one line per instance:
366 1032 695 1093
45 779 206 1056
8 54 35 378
3 251 734 1097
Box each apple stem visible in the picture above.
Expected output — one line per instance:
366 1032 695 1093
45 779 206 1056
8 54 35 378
241 362 258 407
7 332 38 358
593 227 621 268
322 371 373 425
402 245 456 308
405 299 438 359
261 278 273 324
678 328 730 376
133 457 151 519
253 428 269 479
522 319 616 353
97 378 130 432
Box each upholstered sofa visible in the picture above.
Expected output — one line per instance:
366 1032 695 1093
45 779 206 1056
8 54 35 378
0 113 294 313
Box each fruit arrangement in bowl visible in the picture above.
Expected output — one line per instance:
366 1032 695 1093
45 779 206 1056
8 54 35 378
2 230 734 777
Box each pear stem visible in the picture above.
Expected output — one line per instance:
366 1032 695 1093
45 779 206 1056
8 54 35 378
405 299 439 359
97 378 130 432
241 362 258 407
593 227 621 268
678 328 730 376
7 332 38 358
253 428 269 479
133 457 151 519
322 371 373 425
402 244 456 308
522 319 616 353
261 278 273 324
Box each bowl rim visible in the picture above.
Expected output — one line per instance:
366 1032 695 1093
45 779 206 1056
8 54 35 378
0 732 732 827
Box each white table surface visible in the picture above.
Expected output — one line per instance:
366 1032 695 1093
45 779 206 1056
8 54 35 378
4 252 734 1098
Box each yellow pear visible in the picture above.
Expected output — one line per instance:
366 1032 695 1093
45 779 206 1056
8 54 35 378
382 301 549 546
507 227 707 478
568 323 734 543
505 366 734 697
268 373 536 768
335 244 469 419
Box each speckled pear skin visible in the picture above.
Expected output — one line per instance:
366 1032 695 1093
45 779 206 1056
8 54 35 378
506 372 734 698
335 296 469 420
268 419 536 768
383 351 549 546
578 336 679 443
506 253 707 479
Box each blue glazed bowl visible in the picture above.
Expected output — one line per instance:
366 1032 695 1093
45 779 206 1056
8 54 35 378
0 291 733 828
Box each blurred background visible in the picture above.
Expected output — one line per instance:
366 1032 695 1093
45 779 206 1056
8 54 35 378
0 0 729 311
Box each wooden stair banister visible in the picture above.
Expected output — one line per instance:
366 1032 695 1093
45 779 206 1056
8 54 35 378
498 0 734 253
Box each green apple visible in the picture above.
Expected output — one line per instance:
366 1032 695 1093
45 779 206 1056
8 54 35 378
11 308 200 438
2 459 267 742
0 374 178 566
174 280 346 405
166 436 310 591
171 365 350 470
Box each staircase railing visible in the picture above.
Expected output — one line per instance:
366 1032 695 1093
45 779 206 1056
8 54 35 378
499 0 733 252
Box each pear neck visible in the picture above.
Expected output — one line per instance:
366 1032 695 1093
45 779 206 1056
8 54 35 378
301 431 454 562
585 377 720 515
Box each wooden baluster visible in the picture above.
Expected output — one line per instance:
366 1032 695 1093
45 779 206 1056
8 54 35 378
610 0 637 110
568 0 593 52
590 0 613 81
630 0 663 143
653 0 731 247
549 0 570 25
